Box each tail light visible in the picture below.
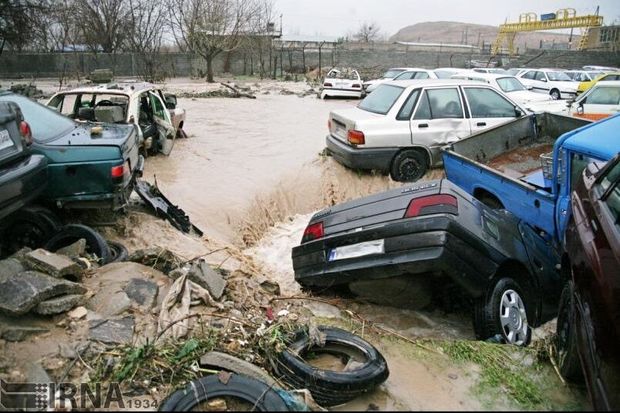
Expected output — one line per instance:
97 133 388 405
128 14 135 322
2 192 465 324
352 84 361 88
111 165 125 179
323 82 333 87
19 121 33 146
302 221 324 243
347 130 365 145
404 194 458 218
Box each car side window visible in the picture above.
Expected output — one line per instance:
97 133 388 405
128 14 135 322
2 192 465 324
426 88 463 119
396 89 420 120
570 153 598 192
599 161 620 232
58 94 77 116
535 71 546 81
149 92 166 120
584 87 620 105
413 90 432 119
464 87 515 118
521 71 535 80
414 72 430 79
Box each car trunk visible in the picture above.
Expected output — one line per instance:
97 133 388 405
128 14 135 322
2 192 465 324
0 102 24 164
329 107 379 144
310 181 442 239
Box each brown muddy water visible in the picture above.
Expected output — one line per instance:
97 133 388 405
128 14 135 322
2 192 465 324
139 93 583 410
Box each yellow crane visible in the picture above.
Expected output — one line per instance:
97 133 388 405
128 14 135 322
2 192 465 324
492 8 603 55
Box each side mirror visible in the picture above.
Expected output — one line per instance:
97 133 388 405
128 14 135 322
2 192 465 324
165 101 176 110
526 85 533 90
540 78 547 82
164 94 177 110
515 106 524 117
577 101 585 114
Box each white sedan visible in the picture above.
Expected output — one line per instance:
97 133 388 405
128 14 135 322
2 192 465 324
392 68 439 81
362 67 419 93
517 68 577 100
320 68 363 99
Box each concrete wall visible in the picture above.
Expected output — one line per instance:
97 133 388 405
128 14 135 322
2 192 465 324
1 46 618 80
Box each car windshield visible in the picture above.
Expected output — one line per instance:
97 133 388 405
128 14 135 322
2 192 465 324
489 69 508 74
0 93 75 143
327 69 358 80
434 70 457 79
496 77 526 92
507 69 522 76
546 71 572 81
358 85 404 115
588 71 603 79
383 69 404 78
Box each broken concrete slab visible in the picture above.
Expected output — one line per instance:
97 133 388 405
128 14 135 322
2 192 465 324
35 294 84 315
87 291 131 317
25 362 51 384
89 316 134 344
23 249 83 279
124 278 159 308
67 306 88 319
0 258 25 280
186 260 226 300
0 271 87 316
56 239 86 259
199 351 279 388
1 325 49 342
128 247 184 275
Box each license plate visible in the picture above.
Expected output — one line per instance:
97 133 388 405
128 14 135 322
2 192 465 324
0 129 14 151
328 239 384 262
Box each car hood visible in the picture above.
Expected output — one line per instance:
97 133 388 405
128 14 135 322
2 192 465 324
307 180 443 238
45 122 136 147
508 90 551 103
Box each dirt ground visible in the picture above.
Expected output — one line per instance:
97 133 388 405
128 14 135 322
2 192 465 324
0 76 589 411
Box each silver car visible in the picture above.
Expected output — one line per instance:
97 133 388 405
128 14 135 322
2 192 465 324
326 79 526 182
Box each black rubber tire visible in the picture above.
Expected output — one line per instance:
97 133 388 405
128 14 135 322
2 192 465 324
45 224 112 265
390 149 428 182
107 241 128 263
271 326 389 407
0 206 62 257
158 373 290 411
473 277 532 346
550 89 561 100
555 281 583 382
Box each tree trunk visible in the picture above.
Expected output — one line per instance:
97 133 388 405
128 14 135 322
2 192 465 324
206 55 214 83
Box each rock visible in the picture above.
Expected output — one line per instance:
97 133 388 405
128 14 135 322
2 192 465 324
68 306 88 319
23 249 83 279
56 239 86 258
35 294 84 315
87 291 131 317
1 325 49 342
0 258 25 280
0 271 86 315
186 260 226 300
128 247 184 275
199 351 279 388
305 301 342 319
25 362 51 384
124 278 159 308
89 316 134 344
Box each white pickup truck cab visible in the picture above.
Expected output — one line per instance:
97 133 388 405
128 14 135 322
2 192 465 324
326 79 527 182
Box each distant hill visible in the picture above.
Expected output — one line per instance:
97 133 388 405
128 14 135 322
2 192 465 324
390 21 580 51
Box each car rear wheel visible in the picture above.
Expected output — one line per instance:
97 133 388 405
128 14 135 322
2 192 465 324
555 281 583 382
390 149 428 182
0 206 62 257
474 277 532 346
550 89 561 100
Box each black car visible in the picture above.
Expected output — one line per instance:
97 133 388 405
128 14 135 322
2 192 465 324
292 179 563 345
0 101 47 220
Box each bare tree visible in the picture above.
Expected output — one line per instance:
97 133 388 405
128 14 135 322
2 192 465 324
354 21 380 43
0 0 48 55
127 0 166 80
74 0 129 53
168 0 273 82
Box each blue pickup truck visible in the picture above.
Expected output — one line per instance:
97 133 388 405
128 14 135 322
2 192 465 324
442 112 619 253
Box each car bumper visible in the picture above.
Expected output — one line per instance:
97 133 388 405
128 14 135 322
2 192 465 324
560 91 577 99
326 134 398 172
0 154 48 220
292 215 501 297
321 88 363 99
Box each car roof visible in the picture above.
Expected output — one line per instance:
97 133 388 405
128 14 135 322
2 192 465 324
52 82 157 96
396 68 431 72
384 78 491 88
561 113 620 160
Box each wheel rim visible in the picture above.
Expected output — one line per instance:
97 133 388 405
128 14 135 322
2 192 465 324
499 289 529 345
399 158 422 181
551 90 560 100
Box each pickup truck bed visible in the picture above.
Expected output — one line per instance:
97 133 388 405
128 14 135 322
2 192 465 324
442 113 591 236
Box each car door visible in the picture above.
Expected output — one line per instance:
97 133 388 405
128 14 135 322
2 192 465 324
409 87 471 148
149 91 175 155
461 86 520 132
572 85 620 121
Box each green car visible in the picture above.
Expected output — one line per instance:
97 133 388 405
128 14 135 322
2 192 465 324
0 92 144 209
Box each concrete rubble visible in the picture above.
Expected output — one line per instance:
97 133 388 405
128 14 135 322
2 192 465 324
23 249 83 279
89 316 135 344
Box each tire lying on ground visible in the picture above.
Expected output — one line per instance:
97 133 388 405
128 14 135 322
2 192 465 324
0 205 62 257
271 326 389 407
158 373 290 411
107 240 128 263
45 224 112 265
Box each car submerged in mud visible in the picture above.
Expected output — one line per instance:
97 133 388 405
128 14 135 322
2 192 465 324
292 179 562 346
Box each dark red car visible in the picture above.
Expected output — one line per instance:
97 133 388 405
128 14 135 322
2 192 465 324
556 153 620 411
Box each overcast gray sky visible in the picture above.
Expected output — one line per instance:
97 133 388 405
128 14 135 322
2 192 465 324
274 0 620 38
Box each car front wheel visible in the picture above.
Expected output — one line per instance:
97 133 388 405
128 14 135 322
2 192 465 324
474 277 532 346
555 281 583 382
390 149 428 182
550 89 561 100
